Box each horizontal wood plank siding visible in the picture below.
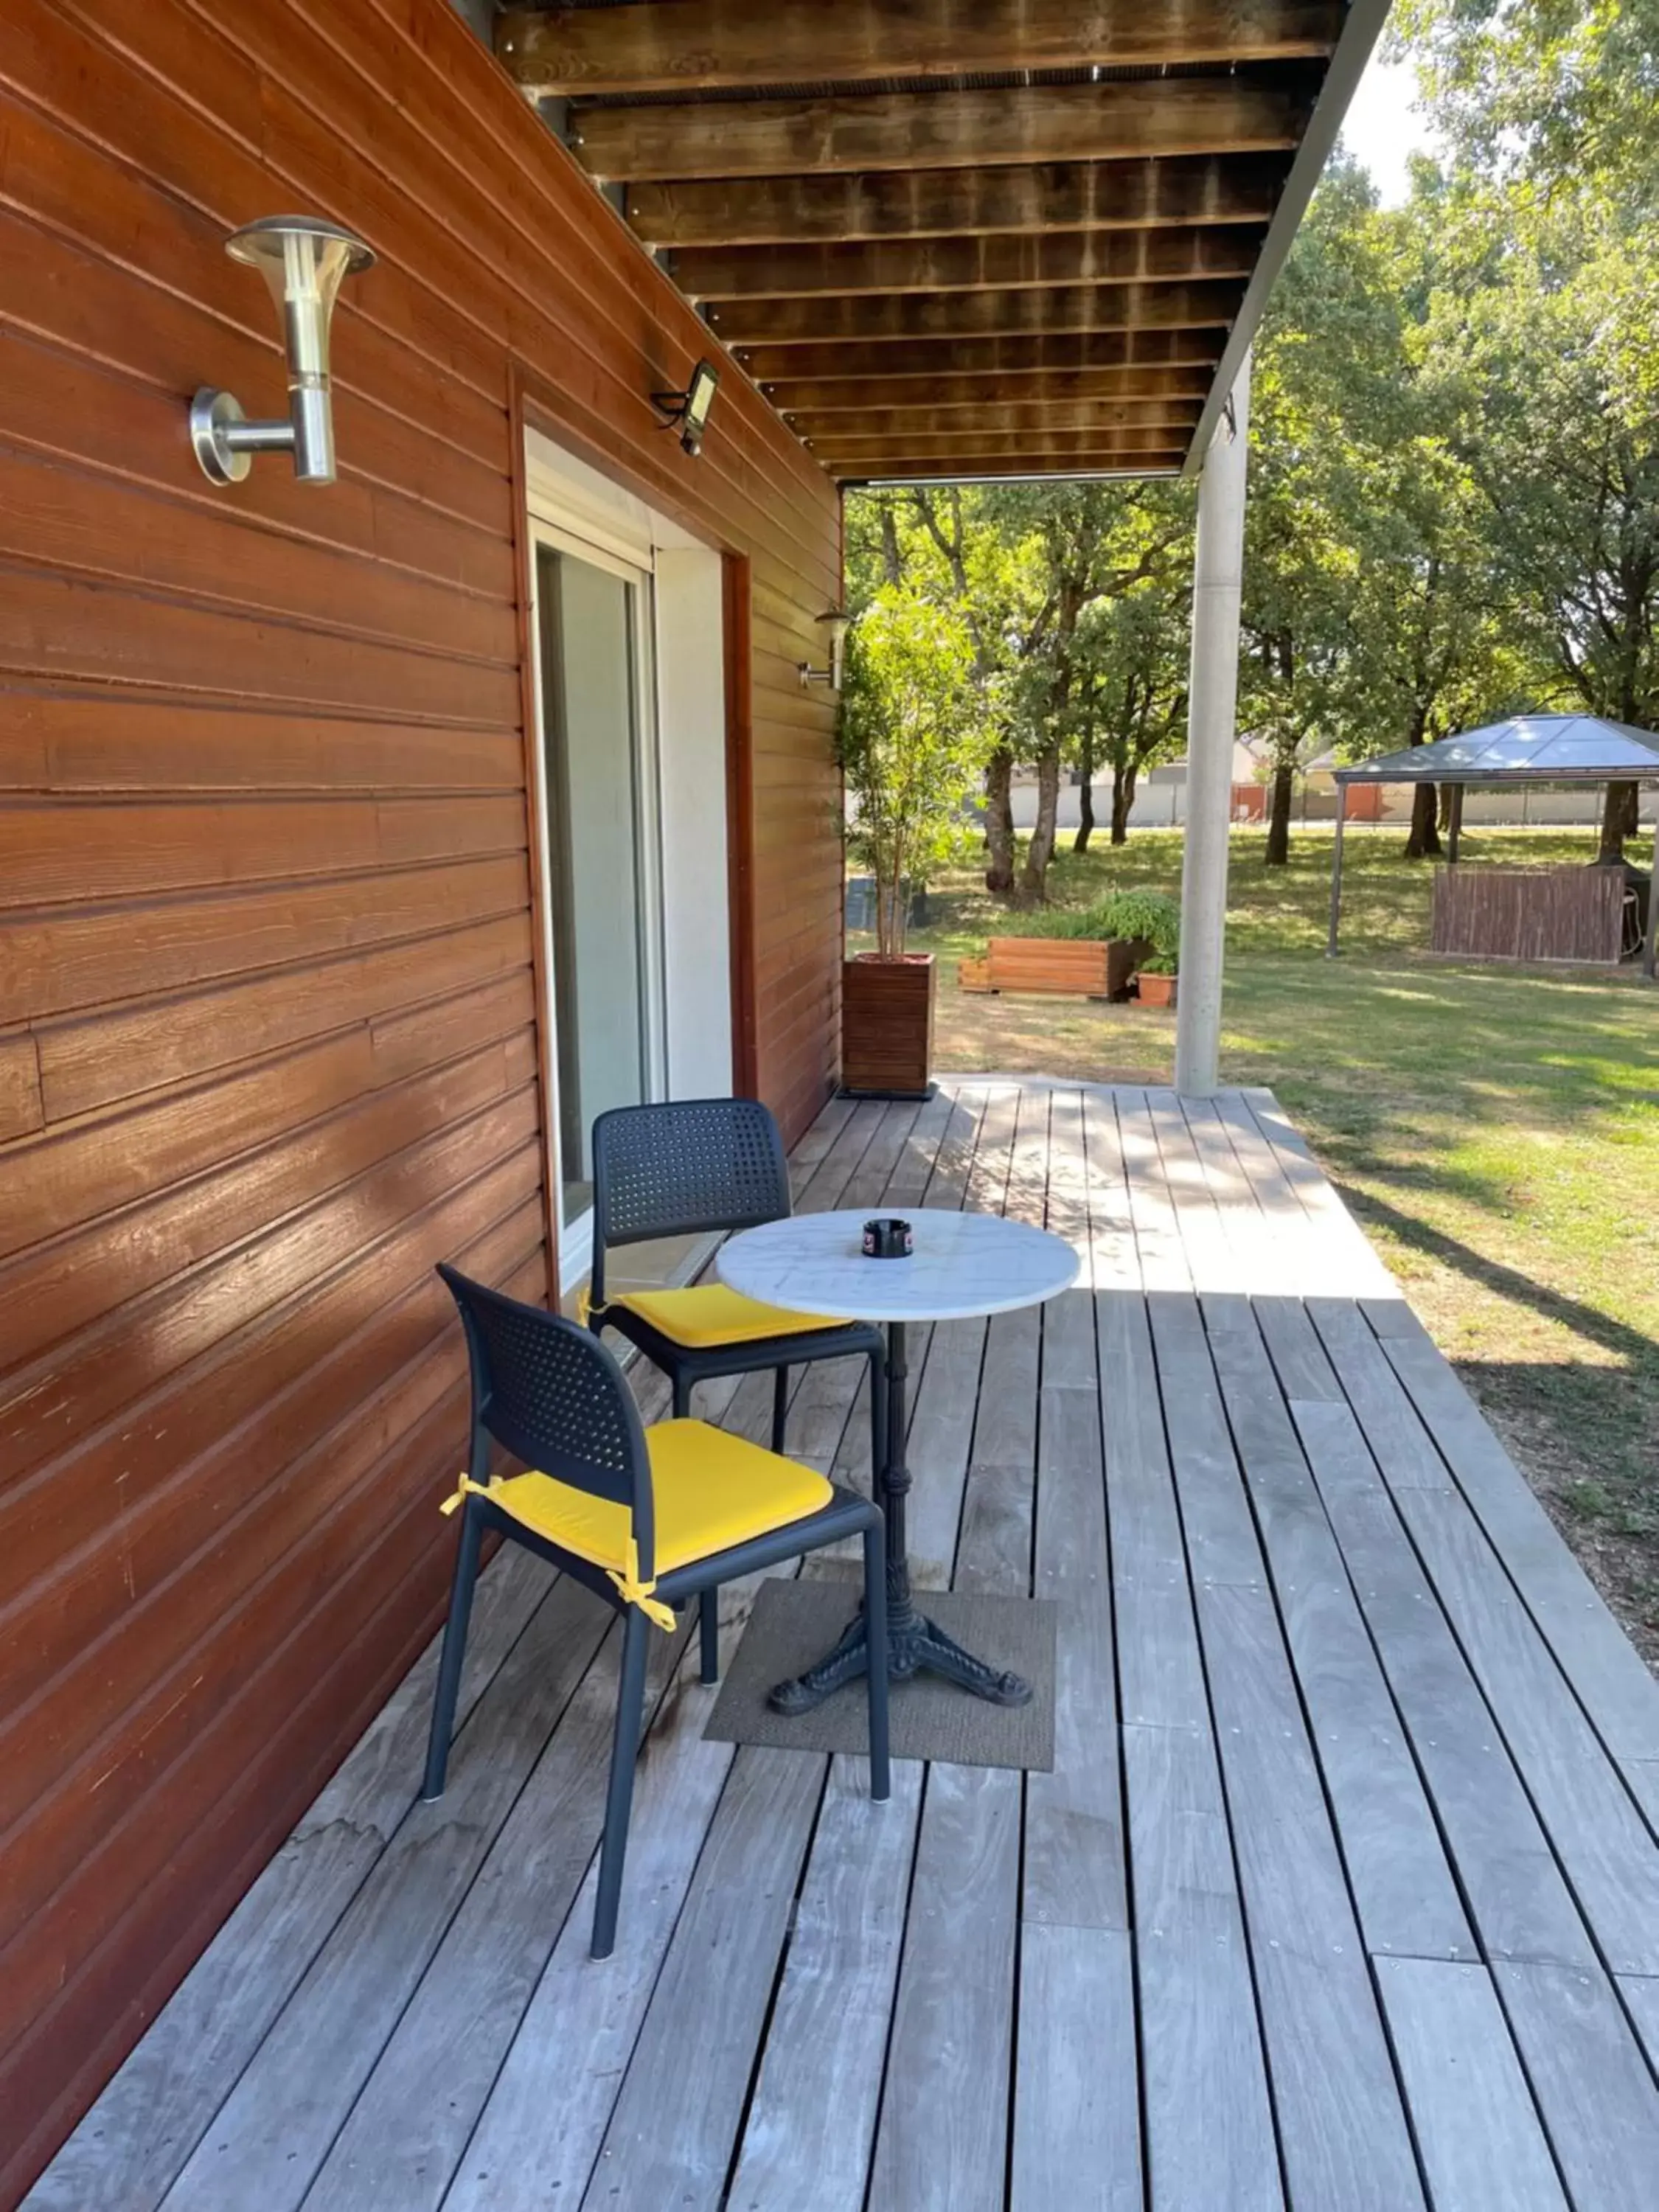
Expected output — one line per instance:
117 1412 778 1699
0 1 842 2198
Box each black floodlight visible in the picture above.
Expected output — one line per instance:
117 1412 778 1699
653 359 720 456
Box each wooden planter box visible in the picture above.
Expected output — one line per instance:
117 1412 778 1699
842 953 936 1097
959 936 1147 999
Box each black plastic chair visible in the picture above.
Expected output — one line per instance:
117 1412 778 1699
586 1098 885 1686
422 1263 889 1959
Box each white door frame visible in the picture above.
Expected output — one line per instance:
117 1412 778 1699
523 431 731 1294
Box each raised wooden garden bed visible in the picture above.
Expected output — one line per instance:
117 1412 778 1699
959 936 1148 1000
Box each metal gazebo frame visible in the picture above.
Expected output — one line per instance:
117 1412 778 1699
1326 716 1659 980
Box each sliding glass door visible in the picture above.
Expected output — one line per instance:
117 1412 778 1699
530 526 664 1272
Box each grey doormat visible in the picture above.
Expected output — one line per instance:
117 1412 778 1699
704 1576 1057 1773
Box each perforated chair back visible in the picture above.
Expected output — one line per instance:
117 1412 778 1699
591 1098 791 1305
437 1263 655 1570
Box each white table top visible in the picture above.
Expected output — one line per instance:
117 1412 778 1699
717 1207 1079 1325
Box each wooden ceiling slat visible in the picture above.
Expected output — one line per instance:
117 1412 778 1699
759 366 1216 411
573 80 1307 184
712 279 1245 347
833 452 1190 479
784 399 1205 439
820 425 1186 460
735 329 1229 383
626 154 1288 248
677 224 1262 302
496 0 1340 96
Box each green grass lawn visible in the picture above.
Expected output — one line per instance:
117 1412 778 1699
855 826 1659 1658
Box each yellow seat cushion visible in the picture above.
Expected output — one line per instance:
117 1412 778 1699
608 1282 847 1349
474 1419 833 1579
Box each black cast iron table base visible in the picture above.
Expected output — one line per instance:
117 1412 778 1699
768 1317 1033 1715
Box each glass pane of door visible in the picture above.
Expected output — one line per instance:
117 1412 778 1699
534 539 655 1228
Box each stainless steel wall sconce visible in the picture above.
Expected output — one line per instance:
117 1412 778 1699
799 609 850 690
190 216 375 485
652 359 720 456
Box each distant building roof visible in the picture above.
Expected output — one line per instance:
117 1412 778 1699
1336 714 1659 785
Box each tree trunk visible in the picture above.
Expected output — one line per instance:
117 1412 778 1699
1404 781 1442 859
1020 747 1062 903
878 501 903 587
1437 785 1454 832
1264 762 1294 866
1109 759 1138 845
1597 779 1640 862
983 745 1016 894
1072 725 1096 852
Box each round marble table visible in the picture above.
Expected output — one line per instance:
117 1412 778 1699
717 1207 1078 1711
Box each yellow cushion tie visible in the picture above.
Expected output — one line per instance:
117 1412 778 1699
439 1473 676 1632
606 1534 678 1633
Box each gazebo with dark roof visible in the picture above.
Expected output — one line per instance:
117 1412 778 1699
1328 714 1659 974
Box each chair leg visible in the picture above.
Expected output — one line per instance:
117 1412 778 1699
771 1364 789 1454
699 1586 721 1685
592 1608 651 1959
863 1517 891 1803
672 1372 691 1420
421 1497 484 1802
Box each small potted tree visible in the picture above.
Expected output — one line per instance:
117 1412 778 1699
838 588 988 1096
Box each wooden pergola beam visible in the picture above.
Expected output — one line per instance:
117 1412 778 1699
819 426 1186 462
496 1 1340 95
735 328 1229 384
785 399 1205 440
759 365 1217 413
626 154 1289 249
711 279 1245 347
572 80 1307 183
831 452 1189 480
676 224 1263 303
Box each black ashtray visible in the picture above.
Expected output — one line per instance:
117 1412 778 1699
862 1216 914 1259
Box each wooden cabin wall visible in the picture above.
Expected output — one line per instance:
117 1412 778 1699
0 1 842 2195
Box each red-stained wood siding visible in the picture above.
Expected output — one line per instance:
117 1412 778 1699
0 1 843 2198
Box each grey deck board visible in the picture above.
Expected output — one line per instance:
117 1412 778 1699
39 1079 1659 2212
1618 1973 1659 2070
24 1546 554 2212
160 1577 615 2212
1391 1483 1659 1975
1373 1958 1569 2212
1298 1427 1603 1974
728 1091 998 2205
866 1133 1038 2212
440 1624 745 2211
1385 1331 1659 1762
299 1609 698 2212
1495 1958 1659 2212
1009 1925 1140 2212
1308 1297 1458 1490
1122 1722 1281 2212
1194 1581 1426 2210
1148 1293 1267 1587
724 1759 923 2212
1208 1322 1473 1960
580 1747 824 2212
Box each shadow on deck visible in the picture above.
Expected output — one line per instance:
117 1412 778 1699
29 1081 1659 2212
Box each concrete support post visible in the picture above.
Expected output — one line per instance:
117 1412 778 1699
1175 351 1251 1096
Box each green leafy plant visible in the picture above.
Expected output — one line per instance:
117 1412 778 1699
1083 890 1181 967
837 587 992 956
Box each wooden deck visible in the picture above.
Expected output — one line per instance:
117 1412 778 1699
30 1080 1659 2212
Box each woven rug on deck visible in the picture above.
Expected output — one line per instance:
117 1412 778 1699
703 1574 1057 1773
